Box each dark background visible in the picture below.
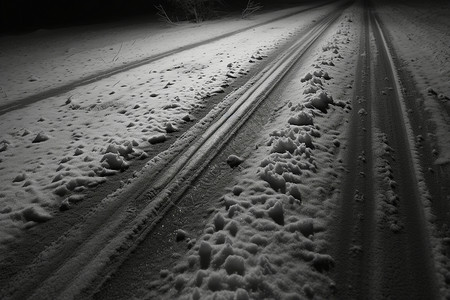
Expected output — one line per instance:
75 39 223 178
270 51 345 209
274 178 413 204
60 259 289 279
0 0 307 33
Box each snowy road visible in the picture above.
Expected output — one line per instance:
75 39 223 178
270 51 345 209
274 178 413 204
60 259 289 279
330 3 442 298
1 2 350 299
0 0 449 299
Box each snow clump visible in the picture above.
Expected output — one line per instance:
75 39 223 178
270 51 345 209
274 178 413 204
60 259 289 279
21 205 52 223
226 155 245 168
32 132 50 143
288 111 314 126
101 153 129 171
148 133 167 144
307 91 334 113
224 255 246 275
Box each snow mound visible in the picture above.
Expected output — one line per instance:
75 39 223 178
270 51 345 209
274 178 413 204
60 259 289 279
285 218 315 237
13 173 27 183
199 241 213 269
21 205 52 223
176 229 188 242
165 122 178 133
227 155 244 168
148 134 167 144
105 142 134 158
288 111 314 126
101 153 129 171
0 140 10 152
313 70 331 80
312 253 335 272
207 273 223 291
358 108 367 115
260 168 286 192
307 91 334 113
298 133 314 149
303 84 321 94
224 255 246 275
32 132 50 143
267 201 284 225
214 212 226 231
225 220 239 236
300 72 313 82
235 289 250 300
288 184 302 201
270 137 297 154
211 243 234 268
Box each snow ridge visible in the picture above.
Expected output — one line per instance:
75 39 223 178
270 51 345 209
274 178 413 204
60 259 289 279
142 14 357 299
0 6 337 251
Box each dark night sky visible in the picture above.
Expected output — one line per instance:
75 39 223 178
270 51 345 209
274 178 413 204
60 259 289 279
2 0 436 33
0 0 310 33
1 0 160 31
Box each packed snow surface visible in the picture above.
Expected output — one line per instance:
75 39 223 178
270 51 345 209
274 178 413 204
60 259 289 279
0 2 338 251
376 0 450 165
142 9 360 299
0 5 321 105
1 0 449 298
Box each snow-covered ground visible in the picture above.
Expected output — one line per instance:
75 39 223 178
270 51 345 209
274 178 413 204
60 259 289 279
142 8 360 300
1 0 449 298
374 1 450 297
376 0 450 165
0 3 338 251
0 4 331 106
135 1 450 298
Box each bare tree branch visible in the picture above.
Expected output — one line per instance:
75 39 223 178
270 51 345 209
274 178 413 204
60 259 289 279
242 0 263 19
155 4 177 25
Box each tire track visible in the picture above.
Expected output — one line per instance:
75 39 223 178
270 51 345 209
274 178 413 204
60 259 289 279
369 11 440 299
331 4 377 298
0 0 337 116
374 12 450 295
331 2 441 299
0 6 349 299
0 3 342 290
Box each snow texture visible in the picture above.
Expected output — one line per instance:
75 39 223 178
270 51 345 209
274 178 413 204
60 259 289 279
0 4 336 249
142 9 360 299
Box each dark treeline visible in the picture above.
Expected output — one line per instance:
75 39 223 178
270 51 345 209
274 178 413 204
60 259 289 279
0 0 306 33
